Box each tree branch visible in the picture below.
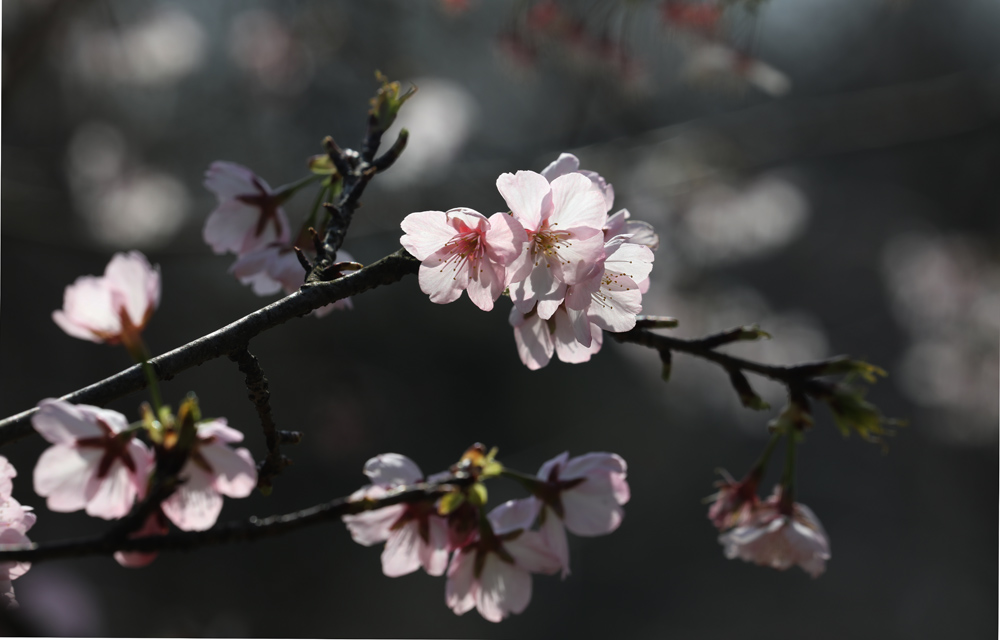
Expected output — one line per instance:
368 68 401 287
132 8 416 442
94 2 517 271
0 249 420 446
229 346 298 492
0 476 472 564
612 321 843 403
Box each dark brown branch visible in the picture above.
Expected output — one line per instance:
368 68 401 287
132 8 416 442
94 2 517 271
308 98 400 283
229 346 295 492
0 476 472 564
611 321 838 402
0 249 420 446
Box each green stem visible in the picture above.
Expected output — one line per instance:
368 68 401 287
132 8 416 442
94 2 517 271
129 338 163 417
300 181 331 240
750 431 782 477
274 173 322 204
500 468 545 494
779 430 798 512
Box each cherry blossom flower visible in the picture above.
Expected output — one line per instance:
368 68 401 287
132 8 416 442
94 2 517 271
342 454 450 577
160 418 257 531
0 456 35 609
52 251 161 350
524 452 630 577
203 161 290 255
498 171 608 313
565 235 655 333
114 510 169 568
32 399 154 520
603 208 659 250
540 153 615 212
400 208 527 312
230 243 353 316
706 469 759 530
718 490 830 577
509 304 602 370
445 499 561 622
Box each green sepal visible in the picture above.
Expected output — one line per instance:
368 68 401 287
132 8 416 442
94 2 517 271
438 491 466 516
308 154 337 175
467 482 488 508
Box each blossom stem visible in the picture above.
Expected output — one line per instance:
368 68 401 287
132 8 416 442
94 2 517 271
129 338 164 417
301 182 330 237
274 173 322 204
750 431 782 477
499 468 545 493
779 430 798 513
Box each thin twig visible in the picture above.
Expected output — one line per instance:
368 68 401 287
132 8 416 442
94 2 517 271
0 476 473 564
229 346 297 491
611 322 839 402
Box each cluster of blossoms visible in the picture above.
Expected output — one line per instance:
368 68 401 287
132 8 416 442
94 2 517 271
401 153 659 369
0 457 36 608
342 448 629 622
35 252 258 572
203 161 351 315
707 470 831 578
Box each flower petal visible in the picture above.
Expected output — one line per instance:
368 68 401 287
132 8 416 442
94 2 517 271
445 548 478 616
400 211 460 261
497 171 551 231
343 504 406 546
363 453 423 485
476 554 532 622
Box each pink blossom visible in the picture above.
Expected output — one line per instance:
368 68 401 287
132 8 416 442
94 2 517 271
400 208 526 312
203 161 291 255
342 454 450 577
1 456 36 609
52 251 161 349
160 419 257 531
32 399 154 520
603 209 659 293
603 208 659 250
718 491 830 577
706 469 759 530
565 235 655 332
498 171 608 313
509 304 602 370
114 510 169 568
540 152 615 212
445 500 561 623
230 243 353 316
527 452 630 577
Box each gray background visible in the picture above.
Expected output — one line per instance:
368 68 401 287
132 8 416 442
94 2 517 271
2 0 997 637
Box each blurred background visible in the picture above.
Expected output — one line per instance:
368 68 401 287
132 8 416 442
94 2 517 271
2 0 998 637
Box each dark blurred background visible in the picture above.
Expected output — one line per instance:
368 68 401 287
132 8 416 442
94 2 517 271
2 0 998 637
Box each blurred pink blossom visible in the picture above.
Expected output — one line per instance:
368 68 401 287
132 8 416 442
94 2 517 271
52 251 160 350
229 243 353 316
342 454 451 577
32 399 154 520
203 161 290 255
718 490 830 577
113 510 169 568
160 419 257 531
445 499 561 623
529 452 629 577
1 456 36 609
707 469 760 530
